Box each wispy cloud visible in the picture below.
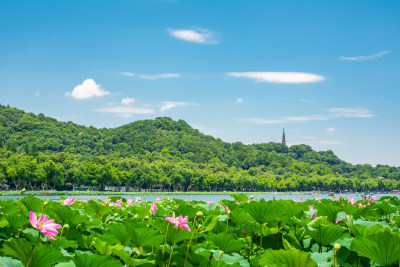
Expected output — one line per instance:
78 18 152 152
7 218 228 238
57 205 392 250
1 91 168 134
329 108 375 118
167 28 218 44
35 92 40 97
326 127 335 133
227 72 325 84
243 115 327 125
315 140 344 145
242 107 375 125
65 79 110 99
340 50 391 61
160 101 198 112
121 72 180 80
121 97 135 106
95 106 155 118
236 98 243 103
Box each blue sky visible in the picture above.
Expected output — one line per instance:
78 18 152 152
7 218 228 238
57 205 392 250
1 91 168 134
0 0 399 166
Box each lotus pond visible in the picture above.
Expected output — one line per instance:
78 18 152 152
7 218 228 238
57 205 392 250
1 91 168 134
0 194 400 267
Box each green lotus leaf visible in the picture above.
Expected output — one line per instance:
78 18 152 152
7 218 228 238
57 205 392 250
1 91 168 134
106 223 130 245
3 238 32 266
282 233 302 250
229 208 254 225
0 257 24 267
211 250 249 267
72 253 123 267
131 227 164 247
92 238 124 256
349 224 385 238
4 214 29 229
244 199 285 225
50 236 78 249
316 204 342 223
258 249 317 267
310 251 334 266
375 202 398 216
49 205 88 225
200 215 219 233
21 196 44 213
208 233 245 254
307 224 347 246
350 230 400 266
0 200 18 215
174 203 199 220
230 194 249 204
28 245 67 267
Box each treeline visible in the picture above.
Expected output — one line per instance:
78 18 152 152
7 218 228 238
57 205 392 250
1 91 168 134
0 103 399 192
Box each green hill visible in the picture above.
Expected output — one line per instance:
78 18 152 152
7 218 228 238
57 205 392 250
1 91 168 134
0 103 399 192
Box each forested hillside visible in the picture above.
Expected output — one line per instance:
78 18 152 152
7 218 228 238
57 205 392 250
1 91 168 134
0 103 399 192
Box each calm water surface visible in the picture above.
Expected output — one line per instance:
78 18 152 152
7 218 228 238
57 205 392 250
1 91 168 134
0 193 397 202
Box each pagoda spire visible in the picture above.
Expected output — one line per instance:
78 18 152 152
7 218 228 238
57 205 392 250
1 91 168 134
282 128 286 145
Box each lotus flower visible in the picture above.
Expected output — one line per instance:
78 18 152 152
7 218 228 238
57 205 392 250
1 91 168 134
369 195 377 202
126 198 132 206
308 205 313 211
115 199 123 207
84 198 90 203
29 211 62 240
348 198 355 205
134 197 141 203
63 197 75 206
156 197 160 201
150 202 157 215
165 212 190 231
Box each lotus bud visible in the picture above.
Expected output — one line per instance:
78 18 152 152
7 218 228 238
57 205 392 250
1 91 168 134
219 250 224 258
242 227 247 234
144 216 149 220
134 214 138 219
250 195 254 199
196 211 203 218
44 200 49 206
21 188 26 193
334 243 341 251
63 224 70 229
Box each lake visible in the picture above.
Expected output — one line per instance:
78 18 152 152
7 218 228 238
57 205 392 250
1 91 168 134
0 193 397 202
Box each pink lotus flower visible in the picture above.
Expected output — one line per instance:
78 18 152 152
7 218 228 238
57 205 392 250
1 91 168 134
348 198 355 205
63 197 75 206
369 195 377 202
156 197 160 201
358 203 365 208
335 218 340 224
300 196 303 201
165 212 190 231
134 197 141 203
150 202 157 215
127 198 133 206
29 211 62 240
84 198 90 203
308 205 313 211
115 199 122 207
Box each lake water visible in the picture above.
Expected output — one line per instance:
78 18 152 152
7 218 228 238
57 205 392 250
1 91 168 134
0 193 397 203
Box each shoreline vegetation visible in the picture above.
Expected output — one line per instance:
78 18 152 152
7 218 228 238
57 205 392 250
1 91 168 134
0 190 393 196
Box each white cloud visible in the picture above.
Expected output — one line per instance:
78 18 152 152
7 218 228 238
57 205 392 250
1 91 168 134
326 127 335 133
160 101 198 112
139 73 180 80
65 79 110 99
121 97 135 106
315 140 344 145
227 72 325 84
329 108 375 118
121 72 135 77
340 50 391 61
236 98 243 103
122 72 180 80
34 92 40 97
96 106 155 118
244 115 327 125
167 29 218 44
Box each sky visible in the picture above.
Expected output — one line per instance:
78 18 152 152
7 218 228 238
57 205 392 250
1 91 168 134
0 0 399 166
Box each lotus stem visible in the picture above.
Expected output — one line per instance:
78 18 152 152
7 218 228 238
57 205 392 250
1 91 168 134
162 223 170 256
184 217 197 267
167 230 180 267
26 231 41 267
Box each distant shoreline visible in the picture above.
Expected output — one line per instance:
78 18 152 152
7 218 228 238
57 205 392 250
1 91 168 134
0 190 389 196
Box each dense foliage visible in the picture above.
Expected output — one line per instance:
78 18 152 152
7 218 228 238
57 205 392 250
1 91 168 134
0 194 400 266
0 103 399 192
